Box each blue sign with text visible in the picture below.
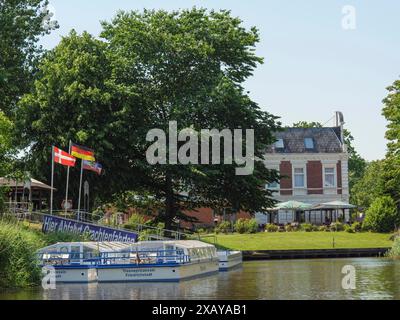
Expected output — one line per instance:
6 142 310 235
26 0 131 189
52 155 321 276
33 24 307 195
42 215 138 243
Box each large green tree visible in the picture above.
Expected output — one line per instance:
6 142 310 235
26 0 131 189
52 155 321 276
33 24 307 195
0 111 13 176
17 30 125 209
18 9 281 229
351 160 385 209
0 0 57 117
381 79 400 205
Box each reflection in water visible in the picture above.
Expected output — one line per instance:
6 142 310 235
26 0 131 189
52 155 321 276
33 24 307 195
1 258 399 300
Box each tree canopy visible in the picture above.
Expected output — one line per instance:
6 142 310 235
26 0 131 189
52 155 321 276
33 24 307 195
0 111 13 176
381 79 400 206
17 9 281 229
0 0 58 117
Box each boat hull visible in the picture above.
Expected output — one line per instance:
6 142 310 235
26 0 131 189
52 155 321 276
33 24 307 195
52 266 97 283
218 251 243 271
96 260 219 283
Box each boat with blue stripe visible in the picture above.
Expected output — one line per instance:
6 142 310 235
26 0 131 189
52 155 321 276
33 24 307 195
217 251 243 271
37 240 219 283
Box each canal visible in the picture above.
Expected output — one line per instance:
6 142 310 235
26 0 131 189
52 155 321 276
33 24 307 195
1 258 399 300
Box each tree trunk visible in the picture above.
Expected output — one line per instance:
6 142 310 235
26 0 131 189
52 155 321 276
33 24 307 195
164 173 176 233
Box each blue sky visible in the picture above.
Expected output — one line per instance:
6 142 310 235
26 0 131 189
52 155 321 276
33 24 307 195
41 0 400 161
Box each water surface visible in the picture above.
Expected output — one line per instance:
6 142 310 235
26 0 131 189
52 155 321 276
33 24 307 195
1 258 399 300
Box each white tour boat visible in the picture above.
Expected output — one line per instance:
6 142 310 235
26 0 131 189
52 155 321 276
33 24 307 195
37 242 133 283
217 251 243 271
37 240 219 283
96 240 219 283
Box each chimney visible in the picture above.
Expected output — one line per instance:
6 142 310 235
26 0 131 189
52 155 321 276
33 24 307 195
335 111 346 152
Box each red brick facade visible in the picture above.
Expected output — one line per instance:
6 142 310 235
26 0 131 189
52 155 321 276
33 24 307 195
280 161 293 196
182 160 346 228
307 161 323 194
337 161 342 195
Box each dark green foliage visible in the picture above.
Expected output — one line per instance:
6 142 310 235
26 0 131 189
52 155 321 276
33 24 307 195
363 196 400 233
234 218 258 234
330 222 345 232
300 223 313 232
0 221 43 288
0 0 58 117
265 223 279 232
351 160 386 209
17 9 281 230
386 237 400 258
215 221 232 234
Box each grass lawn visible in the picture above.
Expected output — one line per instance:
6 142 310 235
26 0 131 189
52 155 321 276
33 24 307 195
204 232 394 251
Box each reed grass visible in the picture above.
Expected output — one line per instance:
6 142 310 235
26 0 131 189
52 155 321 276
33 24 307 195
0 216 91 288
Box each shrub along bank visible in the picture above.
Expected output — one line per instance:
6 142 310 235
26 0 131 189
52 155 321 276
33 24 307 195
0 219 90 289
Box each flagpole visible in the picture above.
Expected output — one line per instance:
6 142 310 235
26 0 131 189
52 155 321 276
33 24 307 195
50 146 54 215
65 140 72 215
77 159 83 221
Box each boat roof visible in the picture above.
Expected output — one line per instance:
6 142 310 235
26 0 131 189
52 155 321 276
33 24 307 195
37 242 133 253
37 240 215 253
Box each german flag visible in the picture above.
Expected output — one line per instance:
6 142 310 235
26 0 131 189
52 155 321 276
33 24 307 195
71 143 95 162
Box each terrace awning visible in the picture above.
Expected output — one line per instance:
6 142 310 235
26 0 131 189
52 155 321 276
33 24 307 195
275 200 313 210
310 201 357 210
0 177 55 191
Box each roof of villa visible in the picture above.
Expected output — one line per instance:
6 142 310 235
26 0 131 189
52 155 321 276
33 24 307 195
266 127 344 154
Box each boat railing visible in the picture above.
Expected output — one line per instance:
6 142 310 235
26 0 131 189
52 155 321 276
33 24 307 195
37 252 99 266
37 249 193 267
98 249 190 265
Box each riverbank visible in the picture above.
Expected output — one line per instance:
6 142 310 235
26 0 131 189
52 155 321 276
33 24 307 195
209 232 393 251
242 248 390 260
0 219 89 288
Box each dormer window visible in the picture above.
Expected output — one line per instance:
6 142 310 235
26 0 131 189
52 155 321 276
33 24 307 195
275 138 284 149
304 138 314 150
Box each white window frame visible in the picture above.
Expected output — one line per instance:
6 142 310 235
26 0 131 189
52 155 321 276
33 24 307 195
304 138 314 149
323 165 337 188
293 165 306 189
275 139 284 149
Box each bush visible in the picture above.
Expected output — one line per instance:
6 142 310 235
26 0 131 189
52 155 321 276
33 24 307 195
386 237 400 258
196 228 207 234
363 196 400 233
41 231 92 245
312 225 319 232
318 225 330 232
246 219 259 234
285 224 294 232
215 221 232 234
234 219 259 234
124 213 146 228
234 219 247 234
344 224 355 233
351 222 362 233
265 224 279 233
330 222 345 232
300 223 313 232
0 221 43 288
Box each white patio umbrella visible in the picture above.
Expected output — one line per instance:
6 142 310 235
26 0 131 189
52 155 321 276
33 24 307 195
273 201 313 224
311 201 357 223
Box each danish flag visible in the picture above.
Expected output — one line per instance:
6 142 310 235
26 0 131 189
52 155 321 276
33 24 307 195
54 147 76 167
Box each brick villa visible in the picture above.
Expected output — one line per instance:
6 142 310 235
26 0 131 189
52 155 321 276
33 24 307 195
185 113 350 228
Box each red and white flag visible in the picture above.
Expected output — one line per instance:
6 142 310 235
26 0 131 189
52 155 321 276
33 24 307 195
54 147 76 167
